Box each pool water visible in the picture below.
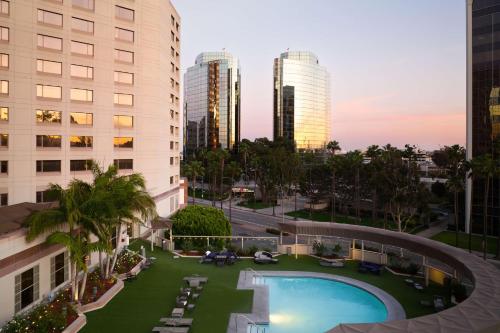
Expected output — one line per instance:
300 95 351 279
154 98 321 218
254 276 387 333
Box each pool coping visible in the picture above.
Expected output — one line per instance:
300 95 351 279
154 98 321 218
227 270 406 333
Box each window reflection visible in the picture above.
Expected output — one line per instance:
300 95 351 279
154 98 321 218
36 135 61 148
70 112 92 125
70 88 93 102
113 115 133 128
70 136 93 148
113 137 133 148
0 106 8 121
114 93 133 105
36 84 61 99
36 110 61 123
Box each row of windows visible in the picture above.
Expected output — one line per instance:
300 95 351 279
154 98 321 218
32 136 134 148
25 159 134 174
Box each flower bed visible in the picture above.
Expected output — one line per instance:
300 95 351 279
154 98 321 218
114 251 142 275
1 293 78 333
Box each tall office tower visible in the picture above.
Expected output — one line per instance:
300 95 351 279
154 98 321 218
184 51 241 152
466 0 499 235
273 51 330 150
0 0 182 219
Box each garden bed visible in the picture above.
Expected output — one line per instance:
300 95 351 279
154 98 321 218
114 251 143 275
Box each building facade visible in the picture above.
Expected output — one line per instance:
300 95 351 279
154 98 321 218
273 51 330 150
184 51 240 152
0 0 182 324
466 0 500 235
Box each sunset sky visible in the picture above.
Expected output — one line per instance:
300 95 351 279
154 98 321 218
172 0 466 151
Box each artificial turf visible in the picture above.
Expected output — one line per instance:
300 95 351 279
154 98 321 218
431 230 498 255
80 240 449 333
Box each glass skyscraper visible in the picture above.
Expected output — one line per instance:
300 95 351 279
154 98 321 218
273 51 331 150
466 0 499 235
184 52 240 152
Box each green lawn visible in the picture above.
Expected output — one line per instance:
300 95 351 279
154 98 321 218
81 240 449 333
431 231 498 255
286 209 398 229
237 200 272 210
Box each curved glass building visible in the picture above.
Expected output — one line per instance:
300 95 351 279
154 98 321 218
184 52 240 152
273 51 331 150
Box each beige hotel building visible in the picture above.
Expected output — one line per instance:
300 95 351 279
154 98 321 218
0 0 182 324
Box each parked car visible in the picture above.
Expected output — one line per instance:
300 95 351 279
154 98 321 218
254 251 278 264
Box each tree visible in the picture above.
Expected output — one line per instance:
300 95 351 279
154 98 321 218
326 141 341 221
326 140 341 155
184 160 205 204
239 139 251 183
366 145 383 222
225 161 241 223
469 154 498 260
345 150 364 219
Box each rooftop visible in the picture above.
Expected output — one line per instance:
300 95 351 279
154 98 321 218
0 202 56 237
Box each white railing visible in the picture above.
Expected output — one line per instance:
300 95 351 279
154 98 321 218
245 268 266 284
235 314 266 333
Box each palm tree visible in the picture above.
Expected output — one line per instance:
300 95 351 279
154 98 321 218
469 154 498 260
184 161 205 204
366 145 382 222
216 149 230 209
25 180 93 302
239 140 251 183
225 161 241 223
326 140 341 155
345 150 364 219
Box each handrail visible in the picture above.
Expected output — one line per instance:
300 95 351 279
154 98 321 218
245 267 265 283
235 314 265 333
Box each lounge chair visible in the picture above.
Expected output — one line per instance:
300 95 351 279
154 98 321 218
319 259 345 268
152 327 189 333
254 251 278 264
199 251 218 264
358 262 382 275
159 318 193 327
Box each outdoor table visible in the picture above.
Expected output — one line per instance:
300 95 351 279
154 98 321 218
171 308 184 318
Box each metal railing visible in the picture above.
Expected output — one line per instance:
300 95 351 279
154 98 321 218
235 314 266 333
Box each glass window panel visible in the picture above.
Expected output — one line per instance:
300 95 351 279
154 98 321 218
114 49 133 63
0 133 7 146
71 40 94 56
0 106 8 121
36 84 61 99
36 135 61 148
113 115 133 128
113 137 133 148
115 27 134 42
72 0 94 10
70 136 93 148
114 71 134 84
36 59 62 75
36 110 61 123
0 53 8 68
70 64 93 79
37 9 63 27
37 35 62 50
0 80 8 94
70 159 92 171
0 1 9 15
114 93 133 105
113 159 133 170
69 112 92 125
70 88 93 102
0 26 8 41
115 6 134 21
36 160 61 172
71 17 94 34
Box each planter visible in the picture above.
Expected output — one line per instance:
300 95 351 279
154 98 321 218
78 279 124 313
117 257 146 280
62 313 86 333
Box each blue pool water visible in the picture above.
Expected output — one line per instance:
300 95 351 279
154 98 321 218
254 277 387 333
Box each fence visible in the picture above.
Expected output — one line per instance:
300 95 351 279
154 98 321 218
166 235 280 255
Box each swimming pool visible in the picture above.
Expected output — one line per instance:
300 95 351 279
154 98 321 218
254 276 387 333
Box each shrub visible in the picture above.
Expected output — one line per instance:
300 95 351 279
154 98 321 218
265 228 288 236
172 206 231 249
247 245 258 256
332 244 342 254
406 263 421 275
312 240 326 257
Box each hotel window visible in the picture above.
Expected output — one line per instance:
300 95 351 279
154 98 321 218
114 93 133 106
37 59 62 75
170 157 174 165
171 15 175 26
170 94 174 104
171 31 175 42
114 71 134 84
170 78 175 89
170 126 174 135
37 9 63 27
115 5 134 21
113 115 133 128
0 107 7 121
115 27 134 43
36 189 57 203
170 141 174 149
176 23 179 32
114 137 133 148
71 17 94 34
0 1 9 15
175 142 179 150
70 112 92 125
0 160 7 173
114 159 133 170
171 47 174 57
51 252 68 289
170 176 173 184
0 53 8 68
37 34 62 51
114 49 134 64
70 64 93 79
171 62 175 73
70 135 93 148
70 159 92 171
71 40 94 56
36 135 62 148
0 26 8 41
1 134 7 147
72 0 94 11
37 84 61 99
70 88 93 102
0 80 7 94
0 193 6 206
170 110 174 119
36 110 61 123
15 266 39 313
36 160 61 172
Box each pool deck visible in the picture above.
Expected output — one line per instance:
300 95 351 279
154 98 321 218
227 270 406 333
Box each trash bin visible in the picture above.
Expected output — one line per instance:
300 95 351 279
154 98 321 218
286 246 292 256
